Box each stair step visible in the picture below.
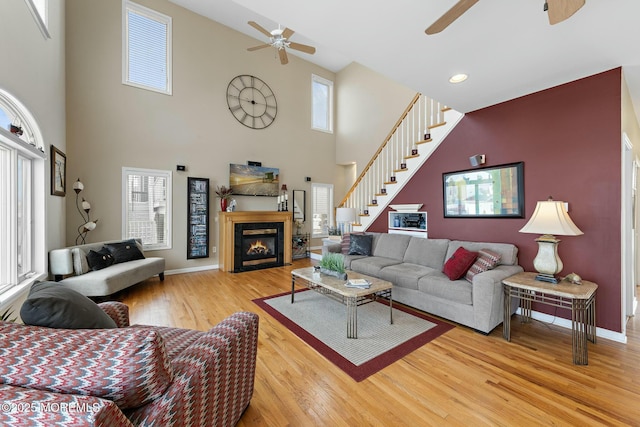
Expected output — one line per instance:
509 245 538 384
415 138 433 145
375 193 387 197
428 121 447 129
404 154 420 160
384 180 398 185
442 106 451 112
393 168 409 173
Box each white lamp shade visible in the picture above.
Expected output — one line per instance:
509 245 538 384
81 199 91 211
336 207 357 223
83 221 97 231
519 200 583 236
73 180 84 192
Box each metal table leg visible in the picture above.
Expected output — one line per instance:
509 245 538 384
347 296 357 339
503 285 511 341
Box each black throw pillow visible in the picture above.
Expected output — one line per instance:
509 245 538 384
20 281 117 329
105 239 145 264
348 234 373 256
86 247 115 271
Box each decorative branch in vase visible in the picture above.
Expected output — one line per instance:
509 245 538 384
215 185 233 211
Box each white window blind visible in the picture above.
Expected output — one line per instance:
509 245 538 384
123 1 172 95
311 183 333 237
311 74 333 133
122 167 172 250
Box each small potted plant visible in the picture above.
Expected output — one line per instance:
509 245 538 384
318 252 347 280
215 185 233 211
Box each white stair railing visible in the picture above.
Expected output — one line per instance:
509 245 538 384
338 93 463 231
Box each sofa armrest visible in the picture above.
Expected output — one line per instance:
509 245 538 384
49 248 73 277
472 265 524 333
98 301 130 328
126 312 259 427
0 384 134 426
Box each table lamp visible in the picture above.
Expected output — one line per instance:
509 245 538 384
336 207 357 235
519 197 583 283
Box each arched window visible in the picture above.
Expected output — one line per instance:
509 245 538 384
0 88 46 297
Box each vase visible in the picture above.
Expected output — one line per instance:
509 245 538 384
220 198 227 212
320 267 347 280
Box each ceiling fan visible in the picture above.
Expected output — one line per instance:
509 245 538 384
247 21 317 65
425 0 585 35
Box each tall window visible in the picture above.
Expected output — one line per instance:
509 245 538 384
311 74 333 133
311 183 333 238
122 167 172 250
0 89 45 297
24 0 50 39
122 0 172 95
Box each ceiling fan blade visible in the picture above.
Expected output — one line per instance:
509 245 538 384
278 48 289 65
288 42 316 55
425 0 479 35
247 44 271 51
282 27 294 39
546 0 585 25
248 21 272 38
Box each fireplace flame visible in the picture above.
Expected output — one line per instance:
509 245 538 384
247 240 270 255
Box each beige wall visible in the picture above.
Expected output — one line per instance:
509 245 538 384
334 62 415 200
65 0 338 270
0 0 67 254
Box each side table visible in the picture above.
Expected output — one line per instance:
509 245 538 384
502 272 597 365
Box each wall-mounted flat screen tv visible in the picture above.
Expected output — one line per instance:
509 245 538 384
229 163 279 197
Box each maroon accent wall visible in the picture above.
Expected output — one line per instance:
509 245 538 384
370 69 623 332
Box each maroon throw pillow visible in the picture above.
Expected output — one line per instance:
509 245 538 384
442 247 478 280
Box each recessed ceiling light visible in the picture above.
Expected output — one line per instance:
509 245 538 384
449 73 468 84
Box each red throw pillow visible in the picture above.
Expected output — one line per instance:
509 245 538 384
442 247 478 280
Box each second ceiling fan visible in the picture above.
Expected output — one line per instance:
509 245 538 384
247 21 317 65
425 0 586 35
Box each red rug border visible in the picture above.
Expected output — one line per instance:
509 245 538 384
252 289 454 382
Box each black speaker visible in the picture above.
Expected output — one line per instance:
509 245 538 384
305 177 311 182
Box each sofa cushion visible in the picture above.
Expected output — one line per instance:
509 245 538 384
72 247 90 275
465 248 502 283
446 240 518 266
20 281 117 329
105 239 145 264
378 263 439 290
348 234 373 256
340 232 363 254
372 233 412 261
442 247 478 280
0 322 174 410
403 238 450 269
87 247 115 271
350 256 403 277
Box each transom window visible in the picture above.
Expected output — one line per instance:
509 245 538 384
311 74 334 133
122 167 172 250
122 0 172 95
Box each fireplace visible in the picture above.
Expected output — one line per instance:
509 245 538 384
234 222 285 272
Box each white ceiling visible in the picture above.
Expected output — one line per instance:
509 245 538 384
169 0 640 120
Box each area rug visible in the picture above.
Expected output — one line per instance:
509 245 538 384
253 289 454 381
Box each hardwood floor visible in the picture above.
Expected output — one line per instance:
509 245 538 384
116 259 640 426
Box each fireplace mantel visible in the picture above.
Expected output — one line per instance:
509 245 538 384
219 211 292 272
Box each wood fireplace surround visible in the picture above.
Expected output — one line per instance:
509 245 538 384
219 211 292 272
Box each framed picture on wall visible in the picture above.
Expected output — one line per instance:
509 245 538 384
50 145 66 196
443 162 524 218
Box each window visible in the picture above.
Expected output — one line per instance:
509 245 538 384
311 74 334 133
122 167 172 250
122 0 172 95
311 183 333 238
24 0 50 39
0 89 45 297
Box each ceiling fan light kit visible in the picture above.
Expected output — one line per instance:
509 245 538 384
425 0 585 35
247 20 316 65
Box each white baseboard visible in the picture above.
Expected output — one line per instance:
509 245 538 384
165 264 218 276
516 307 627 343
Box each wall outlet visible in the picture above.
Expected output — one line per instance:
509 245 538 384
211 246 216 253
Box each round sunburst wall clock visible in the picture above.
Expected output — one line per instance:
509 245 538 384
226 75 277 129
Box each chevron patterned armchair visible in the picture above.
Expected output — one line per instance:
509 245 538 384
0 302 259 427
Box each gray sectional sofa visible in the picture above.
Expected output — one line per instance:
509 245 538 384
49 239 165 297
324 233 523 333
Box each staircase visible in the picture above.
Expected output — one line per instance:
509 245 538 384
338 93 464 232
